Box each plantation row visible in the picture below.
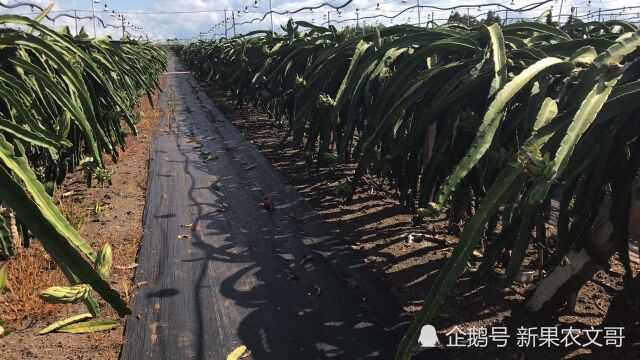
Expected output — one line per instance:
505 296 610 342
179 18 640 358
0 14 166 320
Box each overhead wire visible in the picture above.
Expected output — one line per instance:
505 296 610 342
0 1 149 39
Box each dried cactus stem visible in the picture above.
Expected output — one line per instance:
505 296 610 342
8 211 20 250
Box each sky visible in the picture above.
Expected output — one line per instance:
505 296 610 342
1 0 638 41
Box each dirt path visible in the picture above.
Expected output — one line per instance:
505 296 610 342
121 54 409 359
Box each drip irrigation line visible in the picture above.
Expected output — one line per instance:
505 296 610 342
317 1 553 27
197 0 554 40
233 0 554 28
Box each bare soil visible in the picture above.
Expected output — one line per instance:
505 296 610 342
0 92 161 360
202 86 640 360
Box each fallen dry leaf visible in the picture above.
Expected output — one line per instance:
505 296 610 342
114 263 139 270
216 202 229 212
226 345 249 360
347 275 359 289
300 255 314 266
288 214 303 224
286 268 299 281
212 177 221 190
149 322 159 345
223 145 238 152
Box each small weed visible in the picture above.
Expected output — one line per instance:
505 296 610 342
200 152 218 163
334 182 353 199
95 168 112 188
92 201 106 215
58 198 87 231
133 111 145 125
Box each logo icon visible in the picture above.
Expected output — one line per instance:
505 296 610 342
418 324 439 347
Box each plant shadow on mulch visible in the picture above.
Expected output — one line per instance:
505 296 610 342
201 85 640 360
